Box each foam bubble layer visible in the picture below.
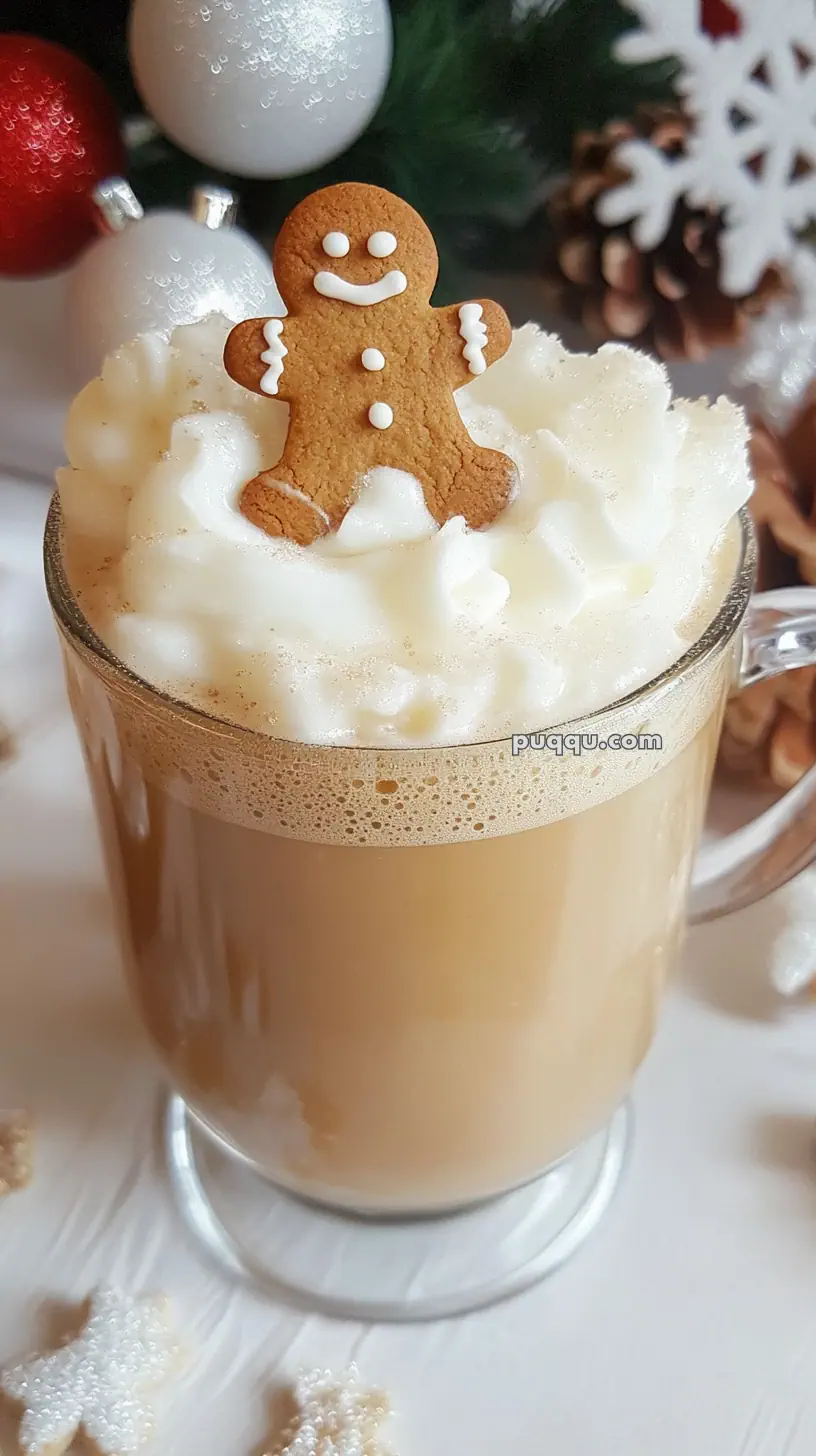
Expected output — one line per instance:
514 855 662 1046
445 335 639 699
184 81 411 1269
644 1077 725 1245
58 315 751 746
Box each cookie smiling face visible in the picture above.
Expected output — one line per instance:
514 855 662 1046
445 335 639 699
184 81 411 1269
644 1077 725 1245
273 182 439 314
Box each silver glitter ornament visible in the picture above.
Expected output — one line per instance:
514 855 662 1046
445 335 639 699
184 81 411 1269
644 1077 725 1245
0 1287 179 1456
129 0 393 179
733 246 816 429
65 179 284 385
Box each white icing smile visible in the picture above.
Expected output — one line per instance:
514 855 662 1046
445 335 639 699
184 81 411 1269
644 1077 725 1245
313 270 407 306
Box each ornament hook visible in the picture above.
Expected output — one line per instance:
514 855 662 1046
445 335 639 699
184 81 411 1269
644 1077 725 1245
190 184 238 231
93 178 145 235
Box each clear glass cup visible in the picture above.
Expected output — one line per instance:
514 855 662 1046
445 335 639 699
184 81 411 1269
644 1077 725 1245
45 500 816 1319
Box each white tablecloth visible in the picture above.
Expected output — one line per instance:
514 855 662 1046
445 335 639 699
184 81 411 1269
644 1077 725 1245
3 472 816 1455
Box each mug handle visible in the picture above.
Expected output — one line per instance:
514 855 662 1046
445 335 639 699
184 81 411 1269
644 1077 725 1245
691 586 816 923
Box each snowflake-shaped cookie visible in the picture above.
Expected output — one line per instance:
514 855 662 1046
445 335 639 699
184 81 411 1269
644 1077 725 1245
1 1287 179 1456
0 1112 32 1195
267 1366 393 1456
597 0 816 295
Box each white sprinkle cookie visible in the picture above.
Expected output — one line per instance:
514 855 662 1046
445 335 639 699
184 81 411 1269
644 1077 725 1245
266 1366 393 1456
1 1287 180 1456
0 1112 32 1195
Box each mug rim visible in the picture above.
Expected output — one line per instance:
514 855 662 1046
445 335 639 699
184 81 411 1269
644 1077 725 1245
44 493 756 754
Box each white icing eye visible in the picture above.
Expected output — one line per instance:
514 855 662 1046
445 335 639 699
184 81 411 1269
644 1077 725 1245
367 232 397 258
322 232 350 258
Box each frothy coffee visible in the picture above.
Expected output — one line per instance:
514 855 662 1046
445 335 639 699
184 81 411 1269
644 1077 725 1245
58 316 751 746
60 607 736 1209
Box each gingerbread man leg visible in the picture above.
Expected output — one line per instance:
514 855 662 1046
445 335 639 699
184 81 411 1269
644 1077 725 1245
420 447 517 531
240 469 331 547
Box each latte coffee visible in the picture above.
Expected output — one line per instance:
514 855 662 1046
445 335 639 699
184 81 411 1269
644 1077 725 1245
61 620 731 1213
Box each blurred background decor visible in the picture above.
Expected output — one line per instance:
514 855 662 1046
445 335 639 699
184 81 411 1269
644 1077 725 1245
4 0 682 301
719 397 816 791
4 0 813 384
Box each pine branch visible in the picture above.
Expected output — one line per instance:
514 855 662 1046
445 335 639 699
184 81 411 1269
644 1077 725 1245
508 0 678 172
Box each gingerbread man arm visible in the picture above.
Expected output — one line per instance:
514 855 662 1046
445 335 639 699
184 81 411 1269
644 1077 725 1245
436 299 512 391
223 316 297 402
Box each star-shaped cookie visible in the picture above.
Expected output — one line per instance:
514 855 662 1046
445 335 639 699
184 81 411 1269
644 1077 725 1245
266 1366 393 1456
1 1287 179 1456
0 1112 32 1196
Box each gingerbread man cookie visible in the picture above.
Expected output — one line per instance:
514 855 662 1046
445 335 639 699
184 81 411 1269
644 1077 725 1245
224 182 515 545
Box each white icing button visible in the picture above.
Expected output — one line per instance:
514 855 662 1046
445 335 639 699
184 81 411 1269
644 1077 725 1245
367 231 397 258
361 347 385 371
368 402 393 429
322 231 350 258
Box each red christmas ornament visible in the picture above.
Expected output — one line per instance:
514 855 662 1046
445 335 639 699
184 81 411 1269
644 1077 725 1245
700 0 742 37
0 35 125 277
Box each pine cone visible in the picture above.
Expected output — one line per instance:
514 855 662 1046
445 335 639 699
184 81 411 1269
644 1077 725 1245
719 405 816 789
543 106 787 361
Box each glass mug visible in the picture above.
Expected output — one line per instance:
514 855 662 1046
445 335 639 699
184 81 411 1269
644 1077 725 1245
45 501 816 1320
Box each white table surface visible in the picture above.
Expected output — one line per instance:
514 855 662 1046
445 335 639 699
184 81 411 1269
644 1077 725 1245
3 474 816 1456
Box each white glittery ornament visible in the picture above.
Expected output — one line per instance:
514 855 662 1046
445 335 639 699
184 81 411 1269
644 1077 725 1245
0 1287 179 1456
267 1367 393 1456
733 246 816 427
129 0 393 179
65 179 284 386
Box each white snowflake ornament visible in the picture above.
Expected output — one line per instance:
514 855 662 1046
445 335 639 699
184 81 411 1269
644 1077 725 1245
267 1366 393 1456
1 1288 179 1456
597 0 816 296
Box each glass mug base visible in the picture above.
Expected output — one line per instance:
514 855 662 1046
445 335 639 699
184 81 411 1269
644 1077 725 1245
164 1092 632 1322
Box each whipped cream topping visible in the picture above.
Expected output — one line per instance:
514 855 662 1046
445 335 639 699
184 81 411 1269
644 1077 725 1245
58 315 751 747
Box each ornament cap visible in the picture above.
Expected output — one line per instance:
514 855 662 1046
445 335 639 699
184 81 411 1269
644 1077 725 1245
93 178 144 235
190 184 238 231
